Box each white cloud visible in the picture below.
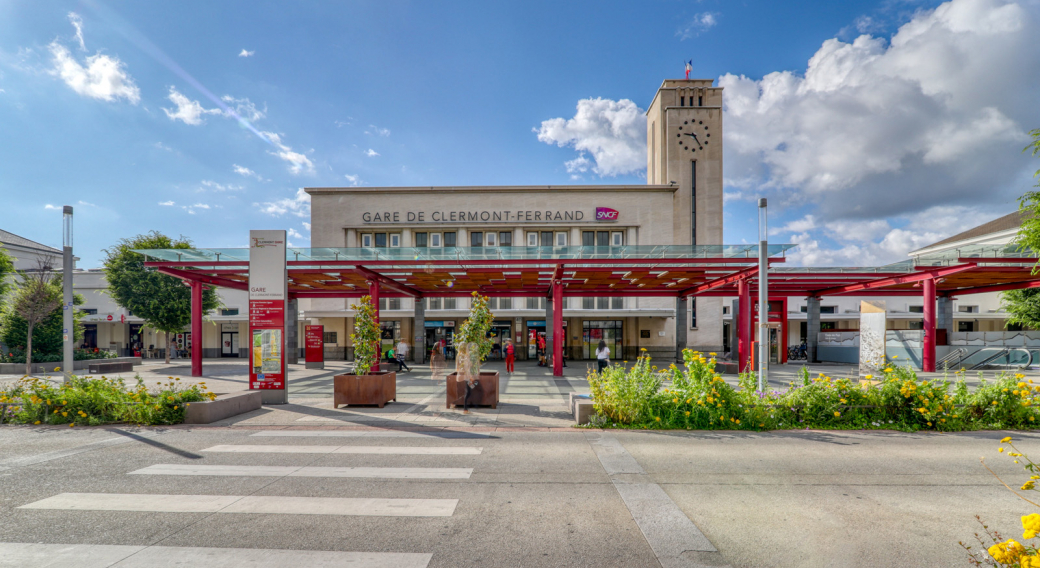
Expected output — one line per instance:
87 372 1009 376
344 174 362 186
288 228 304 239
302 222 311 231
77 200 96 207
334 118 353 127
200 180 243 192
192 203 210 209
158 200 175 206
365 125 390 136
44 204 60 210
48 41 140 104
238 49 255 58
232 164 263 180
536 97 646 176
364 149 380 157
154 142 174 152
221 95 265 122
261 131 315 175
722 0 1040 265
68 13 86 51
677 12 719 40
162 86 221 125
255 188 310 218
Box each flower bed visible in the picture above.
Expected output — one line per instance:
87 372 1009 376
0 375 216 426
587 349 1040 431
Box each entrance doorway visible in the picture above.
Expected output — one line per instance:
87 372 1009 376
583 320 623 360
526 321 546 360
129 323 143 357
487 321 512 360
425 321 455 360
221 331 240 357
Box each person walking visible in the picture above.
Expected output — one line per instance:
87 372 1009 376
504 339 515 374
397 340 409 364
596 339 610 372
430 342 446 382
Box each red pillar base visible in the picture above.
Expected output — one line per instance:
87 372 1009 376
552 281 564 378
190 281 203 378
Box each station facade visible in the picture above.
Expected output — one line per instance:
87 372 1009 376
303 79 725 363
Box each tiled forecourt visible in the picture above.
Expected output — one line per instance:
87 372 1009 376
10 430 488 567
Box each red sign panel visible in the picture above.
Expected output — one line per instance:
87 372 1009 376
305 325 324 363
249 299 285 390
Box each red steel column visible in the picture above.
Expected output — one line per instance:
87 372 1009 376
190 281 203 377
369 280 381 373
923 277 936 372
552 280 564 377
738 278 751 372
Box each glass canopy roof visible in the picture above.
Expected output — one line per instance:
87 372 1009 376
134 244 798 263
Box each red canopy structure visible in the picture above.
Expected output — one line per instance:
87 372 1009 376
137 243 1040 377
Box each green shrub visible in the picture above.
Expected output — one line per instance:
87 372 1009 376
586 350 1040 431
0 375 214 426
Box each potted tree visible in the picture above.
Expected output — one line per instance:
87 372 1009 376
447 292 499 410
334 295 396 408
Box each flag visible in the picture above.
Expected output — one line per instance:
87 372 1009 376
685 60 692 79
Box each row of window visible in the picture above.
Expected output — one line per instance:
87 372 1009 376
376 297 627 311
360 230 626 248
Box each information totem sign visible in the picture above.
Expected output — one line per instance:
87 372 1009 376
248 230 288 404
305 325 325 370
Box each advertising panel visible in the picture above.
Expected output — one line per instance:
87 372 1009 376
248 230 288 402
305 324 324 369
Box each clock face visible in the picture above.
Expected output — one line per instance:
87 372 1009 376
675 118 710 155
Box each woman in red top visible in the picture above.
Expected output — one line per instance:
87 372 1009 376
504 339 515 374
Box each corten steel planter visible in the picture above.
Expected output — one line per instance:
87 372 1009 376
334 371 397 408
446 371 499 409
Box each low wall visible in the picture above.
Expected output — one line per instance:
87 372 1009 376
0 357 142 376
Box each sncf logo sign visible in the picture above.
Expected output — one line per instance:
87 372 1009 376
595 207 619 222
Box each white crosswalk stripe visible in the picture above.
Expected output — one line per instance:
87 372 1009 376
129 463 473 479
20 493 459 517
0 543 432 568
202 444 483 454
251 429 490 438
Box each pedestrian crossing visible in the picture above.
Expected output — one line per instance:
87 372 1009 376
11 428 488 567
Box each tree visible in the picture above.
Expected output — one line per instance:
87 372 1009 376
0 287 84 362
0 244 14 300
9 260 62 374
102 232 220 363
349 296 379 375
1004 128 1040 328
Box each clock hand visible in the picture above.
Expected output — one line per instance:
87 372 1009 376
685 132 704 149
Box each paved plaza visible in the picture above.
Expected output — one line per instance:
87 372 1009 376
0 358 1035 566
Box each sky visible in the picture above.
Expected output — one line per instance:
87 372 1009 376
1 0 1038 268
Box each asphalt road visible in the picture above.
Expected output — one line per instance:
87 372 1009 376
0 423 1034 567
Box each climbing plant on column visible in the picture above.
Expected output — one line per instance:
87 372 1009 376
350 295 379 375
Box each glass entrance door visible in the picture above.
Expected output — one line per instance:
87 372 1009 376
583 320 623 360
221 332 239 357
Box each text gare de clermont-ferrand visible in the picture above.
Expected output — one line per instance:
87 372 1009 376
360 207 620 223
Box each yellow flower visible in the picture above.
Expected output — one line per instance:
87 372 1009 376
69 423 74 428
33 421 40 425
61 412 67 417
834 412 840 417
684 411 690 416
865 375 873 380
174 406 178 410
892 355 898 358
1023 480 1036 491
735 419 740 424
53 367 60 372
673 398 679 404
1022 554 1040 568
840 399 847 404
988 539 1025 563
1020 382 1029 389
1024 514 1040 539
999 448 1005 453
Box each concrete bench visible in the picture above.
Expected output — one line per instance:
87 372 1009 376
88 361 133 374
569 392 592 415
184 391 262 424
569 393 596 425
714 361 739 375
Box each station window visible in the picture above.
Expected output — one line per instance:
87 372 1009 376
527 232 538 247
612 297 623 310
909 321 925 330
958 305 980 313
389 298 401 310
582 231 594 246
427 298 442 310
361 233 373 247
611 232 624 246
540 231 553 247
414 232 428 247
489 297 512 309
80 308 98 315
487 232 496 246
374 233 387 248
680 96 685 107
909 305 924 313
820 306 837 314
597 231 609 247
444 232 457 247
389 234 401 247
526 297 544 310
220 308 239 316
471 232 483 247
499 232 512 247
691 298 697 327
430 233 442 247
444 298 457 310
698 95 703 106
722 306 729 315
323 331 337 344
555 232 568 246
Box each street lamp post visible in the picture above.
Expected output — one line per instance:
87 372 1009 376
758 198 769 392
62 205 74 383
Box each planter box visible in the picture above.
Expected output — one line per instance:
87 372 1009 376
446 371 499 409
333 371 396 408
184 391 262 424
88 361 133 374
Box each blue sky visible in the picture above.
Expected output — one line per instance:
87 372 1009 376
1 0 1037 268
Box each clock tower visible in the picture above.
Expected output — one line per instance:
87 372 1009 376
645 79 723 246
646 78 725 354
